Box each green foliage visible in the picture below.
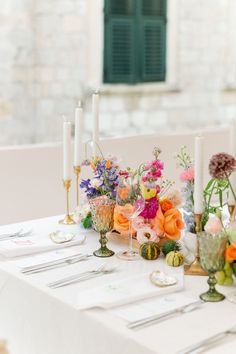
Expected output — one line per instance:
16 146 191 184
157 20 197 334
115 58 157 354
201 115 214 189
82 213 92 229
175 146 193 170
162 240 181 256
202 177 229 228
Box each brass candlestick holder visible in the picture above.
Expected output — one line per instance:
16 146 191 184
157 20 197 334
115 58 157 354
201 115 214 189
184 214 208 276
59 180 75 225
73 165 81 208
228 204 236 222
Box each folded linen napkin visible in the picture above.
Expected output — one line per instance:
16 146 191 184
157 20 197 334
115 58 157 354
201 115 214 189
77 268 184 310
0 233 86 258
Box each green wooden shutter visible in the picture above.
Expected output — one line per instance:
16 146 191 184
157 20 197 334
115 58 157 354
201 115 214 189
139 0 167 82
104 0 167 84
104 0 136 83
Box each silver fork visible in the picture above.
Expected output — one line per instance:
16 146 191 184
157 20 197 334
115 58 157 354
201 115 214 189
0 229 32 241
47 264 117 289
128 301 204 330
0 229 23 239
178 324 236 354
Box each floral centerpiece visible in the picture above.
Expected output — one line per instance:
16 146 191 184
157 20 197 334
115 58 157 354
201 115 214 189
79 155 120 228
79 149 184 251
177 146 236 283
113 148 184 246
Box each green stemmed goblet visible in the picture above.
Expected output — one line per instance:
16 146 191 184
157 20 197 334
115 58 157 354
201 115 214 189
199 231 228 302
89 196 115 257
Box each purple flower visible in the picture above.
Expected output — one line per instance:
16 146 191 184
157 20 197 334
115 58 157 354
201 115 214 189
80 158 120 200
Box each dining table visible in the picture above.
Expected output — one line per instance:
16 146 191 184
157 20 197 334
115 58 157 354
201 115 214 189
0 215 235 354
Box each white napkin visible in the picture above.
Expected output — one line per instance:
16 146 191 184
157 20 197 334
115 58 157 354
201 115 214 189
0 233 86 258
111 293 199 323
77 269 184 310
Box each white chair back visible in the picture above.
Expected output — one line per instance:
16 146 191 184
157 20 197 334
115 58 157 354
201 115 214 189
0 127 229 225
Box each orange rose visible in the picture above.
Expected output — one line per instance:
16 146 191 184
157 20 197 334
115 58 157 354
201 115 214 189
105 160 111 169
113 205 135 236
160 198 173 212
151 208 184 244
225 244 236 262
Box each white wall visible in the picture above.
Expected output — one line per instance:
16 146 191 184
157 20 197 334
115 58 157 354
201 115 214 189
0 0 235 146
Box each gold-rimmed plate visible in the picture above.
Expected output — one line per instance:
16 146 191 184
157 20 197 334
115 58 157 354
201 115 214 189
150 270 177 287
49 230 76 244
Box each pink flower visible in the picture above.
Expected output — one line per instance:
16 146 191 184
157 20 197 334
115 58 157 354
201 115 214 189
137 227 159 244
204 216 223 235
140 197 159 219
180 167 194 182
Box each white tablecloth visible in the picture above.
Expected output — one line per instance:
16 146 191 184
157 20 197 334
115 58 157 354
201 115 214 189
0 216 235 354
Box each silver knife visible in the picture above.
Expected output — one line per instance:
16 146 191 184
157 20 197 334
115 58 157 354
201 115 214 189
21 254 92 274
128 301 204 329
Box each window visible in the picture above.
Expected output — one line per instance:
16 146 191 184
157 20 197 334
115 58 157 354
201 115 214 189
103 0 167 84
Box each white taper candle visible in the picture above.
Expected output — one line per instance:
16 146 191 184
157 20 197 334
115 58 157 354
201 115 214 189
194 135 204 214
229 119 236 205
92 91 99 156
74 101 83 166
63 117 72 180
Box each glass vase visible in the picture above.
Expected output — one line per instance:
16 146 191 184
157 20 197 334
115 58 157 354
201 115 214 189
199 231 228 302
89 196 115 257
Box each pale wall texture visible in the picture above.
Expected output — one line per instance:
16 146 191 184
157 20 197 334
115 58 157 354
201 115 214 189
0 0 236 146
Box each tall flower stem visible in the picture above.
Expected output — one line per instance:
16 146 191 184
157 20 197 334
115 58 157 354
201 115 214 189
206 179 217 210
226 175 236 203
129 220 133 251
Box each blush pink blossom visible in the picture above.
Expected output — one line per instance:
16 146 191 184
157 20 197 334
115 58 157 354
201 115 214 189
180 167 194 182
136 227 159 244
204 216 223 235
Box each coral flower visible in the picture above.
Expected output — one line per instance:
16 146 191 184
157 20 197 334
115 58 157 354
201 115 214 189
105 160 111 169
160 198 173 212
113 205 135 236
225 244 236 262
180 167 194 182
118 186 130 200
151 208 184 243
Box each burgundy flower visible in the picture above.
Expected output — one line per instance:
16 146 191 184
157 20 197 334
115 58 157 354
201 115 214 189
209 153 236 179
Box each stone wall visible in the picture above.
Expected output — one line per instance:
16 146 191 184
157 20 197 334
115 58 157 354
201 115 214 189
0 0 35 145
0 0 236 146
